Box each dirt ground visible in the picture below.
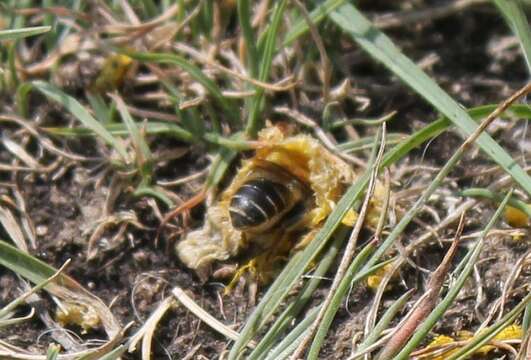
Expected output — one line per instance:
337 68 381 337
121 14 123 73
0 1 530 359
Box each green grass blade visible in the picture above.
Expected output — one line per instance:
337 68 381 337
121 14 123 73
460 187 531 217
126 51 239 125
248 227 349 359
205 147 238 189
523 302 530 330
394 191 513 360
0 239 61 284
133 186 174 207
140 0 159 18
46 122 195 143
305 104 516 357
31 81 129 162
237 0 259 78
0 237 121 339
86 93 111 124
113 95 153 183
15 82 33 118
0 261 66 319
382 103 531 167
265 306 320 360
46 344 61 360
45 122 254 151
337 133 406 153
245 0 287 137
90 344 127 360
0 26 51 41
330 4 531 196
42 0 56 51
360 127 488 294
307 241 376 359
203 132 253 151
181 107 206 140
448 294 531 360
8 42 18 87
231 102 455 357
493 0 531 72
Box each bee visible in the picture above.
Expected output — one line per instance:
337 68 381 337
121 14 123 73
176 126 357 284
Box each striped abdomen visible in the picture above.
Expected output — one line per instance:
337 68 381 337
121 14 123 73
229 178 291 231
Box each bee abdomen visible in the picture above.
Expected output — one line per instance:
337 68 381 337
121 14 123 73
229 178 289 230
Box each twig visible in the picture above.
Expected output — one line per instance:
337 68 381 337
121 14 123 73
376 212 465 359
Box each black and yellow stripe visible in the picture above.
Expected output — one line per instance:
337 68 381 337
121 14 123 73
229 178 289 230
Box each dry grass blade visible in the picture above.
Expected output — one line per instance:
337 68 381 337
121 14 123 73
376 213 465 359
291 0 331 101
0 240 121 340
102 4 179 33
0 115 90 162
0 26 51 41
171 286 254 348
127 296 175 360
1 135 42 170
173 43 297 92
496 249 531 322
393 189 515 360
86 211 146 260
0 206 29 252
446 294 531 360
0 322 129 360
362 170 392 334
520 330 531 359
348 289 415 360
0 260 70 321
0 164 41 172
0 308 35 328
230 82 522 358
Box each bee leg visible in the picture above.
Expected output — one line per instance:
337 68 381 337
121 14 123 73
224 226 312 300
224 259 256 295
225 234 291 294
223 259 260 305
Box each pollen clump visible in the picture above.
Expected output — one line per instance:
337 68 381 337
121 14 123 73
420 325 523 359
504 205 529 228
56 302 101 333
